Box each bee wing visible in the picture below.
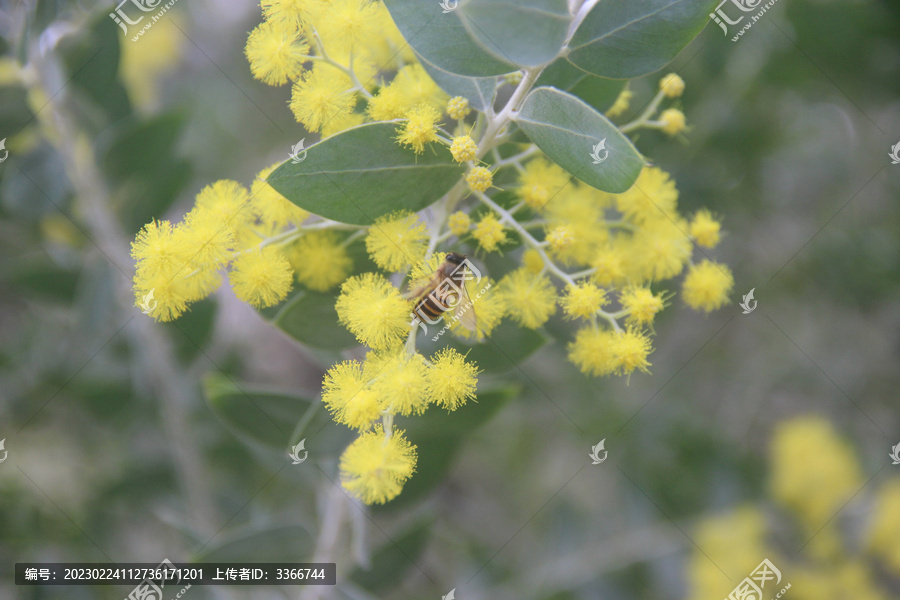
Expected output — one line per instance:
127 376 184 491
406 271 442 300
452 279 477 332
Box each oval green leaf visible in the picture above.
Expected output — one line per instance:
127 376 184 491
513 87 644 193
535 59 626 113
382 0 515 77
417 52 497 112
458 0 571 68
267 290 358 351
568 0 718 79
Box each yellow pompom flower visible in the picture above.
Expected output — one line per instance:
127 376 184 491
628 218 692 282
322 361 383 429
261 0 320 29
867 478 900 573
689 209 721 248
426 348 479 410
616 166 679 224
608 328 653 377
340 427 417 504
590 242 628 287
660 108 686 135
522 248 544 274
499 269 556 329
447 211 471 235
229 246 294 308
659 73 685 98
131 219 191 278
312 0 380 56
605 85 632 118
335 273 410 349
134 271 192 322
447 96 471 120
194 179 252 231
390 64 447 114
371 352 430 416
366 211 429 272
770 417 863 531
517 157 571 210
180 207 236 269
567 327 615 376
287 230 353 291
682 260 733 312
546 225 575 253
450 135 477 163
449 277 504 340
560 283 607 320
251 164 310 229
290 64 357 134
620 287 665 327
688 507 768 600
466 166 493 193
244 21 309 86
397 104 441 154
472 213 506 252
367 85 408 121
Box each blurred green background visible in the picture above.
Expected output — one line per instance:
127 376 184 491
1 0 900 599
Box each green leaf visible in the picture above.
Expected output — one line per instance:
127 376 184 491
203 375 313 451
513 87 644 193
267 290 358 351
568 0 717 79
458 0 571 67
382 0 515 77
417 52 497 112
267 123 464 225
350 518 432 592
193 524 313 563
163 298 216 363
379 387 518 509
535 59 626 113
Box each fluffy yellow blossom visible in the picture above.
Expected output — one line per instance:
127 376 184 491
560 283 607 320
449 277 504 340
366 85 407 121
541 186 610 265
688 507 768 600
251 164 310 229
447 211 471 235
522 248 544 274
659 73 685 98
245 21 309 86
568 327 614 376
590 243 627 287
628 218 692 282
366 211 429 272
287 230 353 291
546 225 575 252
180 207 236 268
133 271 192 322
450 135 477 163
290 64 357 134
867 479 900 573
229 246 293 307
620 287 665 327
368 64 446 120
447 96 471 120
335 273 410 349
322 361 382 429
426 348 479 410
194 179 252 231
616 166 679 224
660 108 686 135
397 104 441 154
682 260 733 312
771 417 863 531
689 209 721 248
605 85 632 118
340 427 416 504
472 213 506 252
312 0 380 56
132 219 191 278
261 0 320 29
608 328 652 377
517 157 570 210
466 166 493 193
371 352 430 416
499 269 556 329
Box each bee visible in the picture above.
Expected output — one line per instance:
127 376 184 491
410 252 477 332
